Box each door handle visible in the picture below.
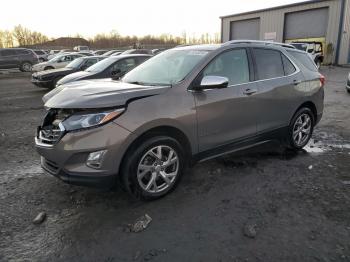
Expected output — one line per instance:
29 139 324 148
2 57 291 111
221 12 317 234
293 79 302 85
243 88 257 95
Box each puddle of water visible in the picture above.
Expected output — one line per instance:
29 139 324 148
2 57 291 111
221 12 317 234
304 136 350 154
304 144 325 153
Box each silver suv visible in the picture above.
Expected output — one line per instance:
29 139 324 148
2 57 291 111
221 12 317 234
35 41 324 200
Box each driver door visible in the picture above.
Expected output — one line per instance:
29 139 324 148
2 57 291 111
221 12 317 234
193 48 259 152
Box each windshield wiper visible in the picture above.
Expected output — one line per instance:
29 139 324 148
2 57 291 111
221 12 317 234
127 81 148 86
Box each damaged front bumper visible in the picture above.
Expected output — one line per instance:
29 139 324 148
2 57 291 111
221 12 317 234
35 118 132 188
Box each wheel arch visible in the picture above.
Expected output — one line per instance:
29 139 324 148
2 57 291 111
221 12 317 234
119 125 193 173
291 101 317 124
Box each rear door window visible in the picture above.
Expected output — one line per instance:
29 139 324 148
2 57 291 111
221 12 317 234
203 49 250 86
252 48 284 80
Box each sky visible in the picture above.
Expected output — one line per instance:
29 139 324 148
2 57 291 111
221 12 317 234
0 0 307 38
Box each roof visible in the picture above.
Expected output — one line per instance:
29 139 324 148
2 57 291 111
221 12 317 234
174 44 221 51
81 55 107 59
105 54 153 61
220 0 331 18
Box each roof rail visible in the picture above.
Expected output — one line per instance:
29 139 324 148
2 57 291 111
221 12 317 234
223 40 296 49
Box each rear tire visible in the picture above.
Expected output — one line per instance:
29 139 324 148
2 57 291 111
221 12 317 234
287 108 314 150
20 62 32 72
120 136 185 200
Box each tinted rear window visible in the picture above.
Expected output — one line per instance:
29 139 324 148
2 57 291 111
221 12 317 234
34 50 45 55
253 48 284 80
287 50 318 72
0 49 17 56
281 54 296 75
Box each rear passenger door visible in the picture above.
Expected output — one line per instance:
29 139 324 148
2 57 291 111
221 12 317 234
252 48 304 133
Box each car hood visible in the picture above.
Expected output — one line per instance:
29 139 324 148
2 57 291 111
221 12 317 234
33 67 75 78
57 71 94 86
44 79 170 109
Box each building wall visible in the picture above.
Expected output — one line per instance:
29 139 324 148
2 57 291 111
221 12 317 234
221 0 349 64
339 0 350 63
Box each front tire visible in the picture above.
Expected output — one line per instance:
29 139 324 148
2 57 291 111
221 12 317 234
287 108 314 150
121 136 185 200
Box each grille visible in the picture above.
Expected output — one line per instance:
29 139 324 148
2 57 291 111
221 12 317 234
37 109 68 145
39 125 63 145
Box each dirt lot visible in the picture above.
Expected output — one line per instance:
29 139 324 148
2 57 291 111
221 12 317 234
0 67 350 262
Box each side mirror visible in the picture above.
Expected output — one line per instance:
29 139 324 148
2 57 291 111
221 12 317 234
198 76 229 90
80 64 88 70
307 49 314 53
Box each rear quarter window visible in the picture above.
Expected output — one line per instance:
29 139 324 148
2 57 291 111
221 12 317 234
281 54 296 75
287 50 318 72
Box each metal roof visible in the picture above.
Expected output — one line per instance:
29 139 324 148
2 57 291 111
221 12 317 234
220 0 332 19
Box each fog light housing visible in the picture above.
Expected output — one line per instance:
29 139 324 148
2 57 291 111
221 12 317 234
86 150 107 169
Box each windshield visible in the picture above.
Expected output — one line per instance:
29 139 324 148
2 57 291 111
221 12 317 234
123 49 209 85
66 57 84 68
86 57 116 72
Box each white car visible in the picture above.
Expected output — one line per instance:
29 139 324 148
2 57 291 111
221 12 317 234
32 53 83 72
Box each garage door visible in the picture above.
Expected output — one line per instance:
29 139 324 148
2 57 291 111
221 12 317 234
284 8 329 40
230 18 260 40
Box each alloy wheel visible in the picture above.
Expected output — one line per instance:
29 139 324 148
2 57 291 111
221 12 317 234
292 113 312 146
137 145 179 193
22 63 32 72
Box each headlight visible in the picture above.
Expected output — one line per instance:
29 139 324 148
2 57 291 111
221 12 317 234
62 109 124 131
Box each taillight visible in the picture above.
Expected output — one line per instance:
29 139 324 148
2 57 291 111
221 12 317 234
320 74 325 87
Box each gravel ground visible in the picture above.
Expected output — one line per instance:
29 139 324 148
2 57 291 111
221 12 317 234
0 67 350 262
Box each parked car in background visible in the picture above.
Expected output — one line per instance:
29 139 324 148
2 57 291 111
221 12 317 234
111 52 123 56
32 53 84 72
93 50 108 55
0 48 39 72
32 56 106 88
346 72 350 93
47 49 72 60
76 51 93 56
55 54 151 87
36 42 324 200
103 50 123 56
74 46 89 51
32 50 49 62
290 41 324 68
122 49 153 55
